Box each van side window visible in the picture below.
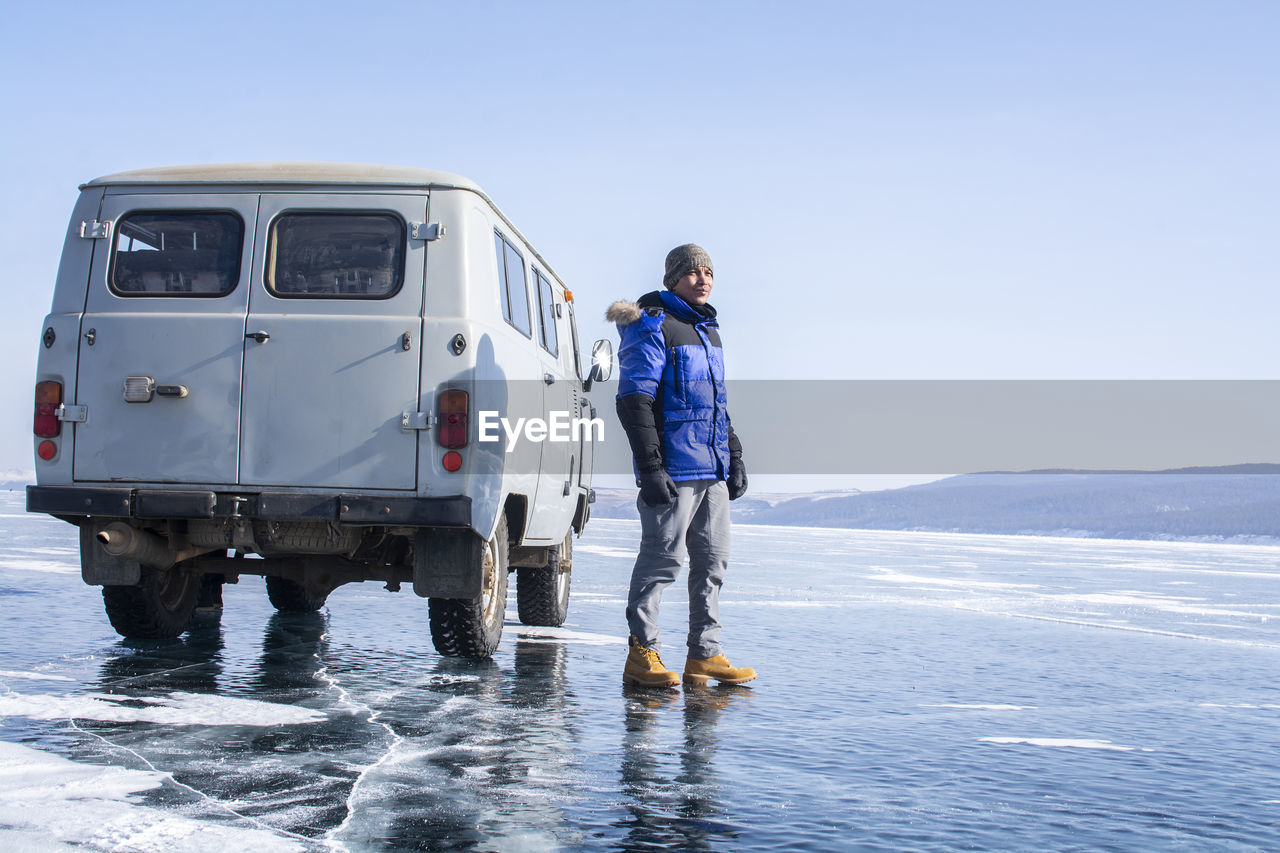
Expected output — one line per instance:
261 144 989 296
493 231 532 337
268 213 405 298
533 269 559 357
110 211 243 296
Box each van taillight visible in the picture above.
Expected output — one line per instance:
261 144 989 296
34 381 62 438
438 389 468 449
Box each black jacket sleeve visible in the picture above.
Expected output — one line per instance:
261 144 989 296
616 392 664 474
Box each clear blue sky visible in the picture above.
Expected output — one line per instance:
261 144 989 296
2 1 1276 480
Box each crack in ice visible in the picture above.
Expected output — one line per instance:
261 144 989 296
68 718 322 848
317 660 404 852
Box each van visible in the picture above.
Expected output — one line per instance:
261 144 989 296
27 163 613 658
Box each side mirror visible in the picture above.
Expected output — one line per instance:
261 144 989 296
584 339 613 391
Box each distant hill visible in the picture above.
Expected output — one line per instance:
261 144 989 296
0 469 33 492
592 465 1280 542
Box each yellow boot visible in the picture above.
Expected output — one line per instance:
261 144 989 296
683 653 757 687
623 636 680 688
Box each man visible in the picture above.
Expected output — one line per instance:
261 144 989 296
606 243 756 689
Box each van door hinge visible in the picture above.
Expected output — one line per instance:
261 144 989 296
56 404 88 423
401 411 435 431
79 220 110 239
410 222 447 241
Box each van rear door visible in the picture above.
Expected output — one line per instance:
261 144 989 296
238 194 426 490
73 193 257 484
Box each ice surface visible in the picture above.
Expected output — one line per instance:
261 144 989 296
2 494 1280 850
0 741 308 852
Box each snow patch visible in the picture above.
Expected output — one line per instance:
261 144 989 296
420 674 483 686
512 626 627 645
873 568 1041 591
573 545 639 559
979 737 1137 752
0 691 326 726
0 669 73 682
0 557 79 574
925 704 1037 711
721 599 844 608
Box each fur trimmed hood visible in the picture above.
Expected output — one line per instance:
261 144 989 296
607 291 716 326
605 300 643 325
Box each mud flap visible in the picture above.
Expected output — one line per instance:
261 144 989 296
413 528 483 599
80 524 142 586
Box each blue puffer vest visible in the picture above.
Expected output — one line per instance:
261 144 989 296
613 290 732 481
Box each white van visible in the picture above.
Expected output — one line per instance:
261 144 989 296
27 163 613 658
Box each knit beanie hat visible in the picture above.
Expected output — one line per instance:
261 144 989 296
663 243 713 290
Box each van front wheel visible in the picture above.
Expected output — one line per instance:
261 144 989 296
429 516 509 659
517 532 572 627
102 566 199 639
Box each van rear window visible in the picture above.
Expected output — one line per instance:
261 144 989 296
267 213 405 298
110 212 243 296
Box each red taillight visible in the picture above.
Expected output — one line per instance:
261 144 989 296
437 389 468 449
442 451 463 472
34 381 62 438
37 440 57 461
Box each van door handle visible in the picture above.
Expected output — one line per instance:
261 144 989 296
246 331 270 344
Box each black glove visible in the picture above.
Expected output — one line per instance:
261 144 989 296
727 457 748 501
637 468 678 507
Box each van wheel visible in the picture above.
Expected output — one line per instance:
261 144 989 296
265 576 328 612
102 566 199 639
429 515 509 658
517 532 572 627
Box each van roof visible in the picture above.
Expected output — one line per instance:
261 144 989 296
84 163 569 290
84 162 484 192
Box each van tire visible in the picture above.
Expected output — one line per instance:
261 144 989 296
517 533 571 627
102 567 199 639
429 515 509 658
265 576 328 612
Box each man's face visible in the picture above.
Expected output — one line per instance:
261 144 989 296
672 266 714 306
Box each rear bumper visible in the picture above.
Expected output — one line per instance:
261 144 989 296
26 485 472 527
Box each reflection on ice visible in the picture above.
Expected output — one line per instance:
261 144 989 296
618 686 752 852
325 641 584 851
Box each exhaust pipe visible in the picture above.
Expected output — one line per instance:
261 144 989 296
96 522 199 570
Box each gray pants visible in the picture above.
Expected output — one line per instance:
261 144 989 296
625 479 731 658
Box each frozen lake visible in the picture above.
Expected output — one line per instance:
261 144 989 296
2 490 1280 851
